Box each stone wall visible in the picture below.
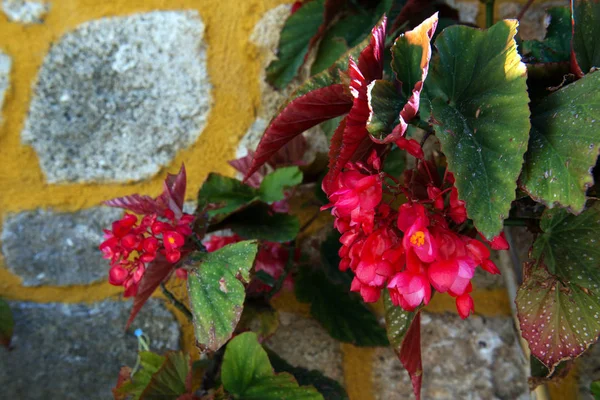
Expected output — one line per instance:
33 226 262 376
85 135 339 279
1 1 591 399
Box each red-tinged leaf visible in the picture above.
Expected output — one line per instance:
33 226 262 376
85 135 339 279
356 16 386 83
229 152 269 189
325 116 347 184
246 84 353 179
160 164 187 218
140 351 190 399
390 0 457 34
126 255 175 328
104 194 164 216
389 13 438 140
367 14 438 144
270 134 308 168
112 366 132 400
516 205 600 373
106 165 188 218
570 0 600 76
400 312 423 400
322 20 387 192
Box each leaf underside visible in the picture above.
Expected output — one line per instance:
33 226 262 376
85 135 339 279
516 204 600 373
571 0 600 74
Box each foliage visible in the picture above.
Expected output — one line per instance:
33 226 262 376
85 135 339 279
99 1 600 399
0 298 14 348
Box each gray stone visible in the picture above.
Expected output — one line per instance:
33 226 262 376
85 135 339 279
372 313 528 399
22 11 212 183
0 50 10 122
0 299 179 400
445 1 479 24
498 1 569 41
2 0 48 24
1 207 122 286
265 312 344 383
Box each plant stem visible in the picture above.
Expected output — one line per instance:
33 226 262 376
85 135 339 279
266 242 296 300
517 0 535 21
485 0 495 28
160 282 193 321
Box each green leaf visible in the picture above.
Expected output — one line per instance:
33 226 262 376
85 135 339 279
259 167 303 203
266 0 325 89
521 7 571 64
320 230 353 286
366 80 405 138
266 348 349 400
425 20 530 239
0 298 14 348
516 204 600 373
311 36 349 76
211 203 300 243
521 71 600 212
198 173 259 218
222 332 323 400
382 145 406 178
295 268 389 346
188 241 259 352
572 0 600 74
591 380 600 400
383 290 416 350
140 352 190 400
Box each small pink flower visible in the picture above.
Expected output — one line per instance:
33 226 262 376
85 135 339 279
388 272 431 311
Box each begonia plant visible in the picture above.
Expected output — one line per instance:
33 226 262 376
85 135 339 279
89 1 600 399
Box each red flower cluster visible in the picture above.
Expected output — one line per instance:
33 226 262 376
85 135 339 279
325 155 508 319
101 210 194 297
204 234 293 294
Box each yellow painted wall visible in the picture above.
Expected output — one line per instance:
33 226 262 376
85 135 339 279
0 1 579 399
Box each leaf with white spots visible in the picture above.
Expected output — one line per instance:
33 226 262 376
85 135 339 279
424 20 531 239
187 241 258 352
521 71 600 213
516 204 600 373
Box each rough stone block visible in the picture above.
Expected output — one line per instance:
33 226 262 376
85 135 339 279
0 50 10 121
498 1 569 41
1 207 122 286
265 312 345 383
0 299 179 400
2 0 48 24
372 313 528 399
22 11 212 183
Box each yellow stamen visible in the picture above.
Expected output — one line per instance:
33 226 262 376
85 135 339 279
168 237 176 244
410 231 426 247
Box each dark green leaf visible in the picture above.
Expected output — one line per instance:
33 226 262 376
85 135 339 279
572 0 600 74
188 241 259 352
521 71 600 213
295 268 389 346
591 380 600 400
311 36 349 76
266 348 349 400
0 298 14 348
222 332 323 400
425 20 530 239
521 7 571 64
140 352 190 400
383 145 406 178
320 231 353 286
198 173 259 218
366 80 405 138
516 204 600 373
211 203 300 243
266 0 325 89
259 167 303 203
